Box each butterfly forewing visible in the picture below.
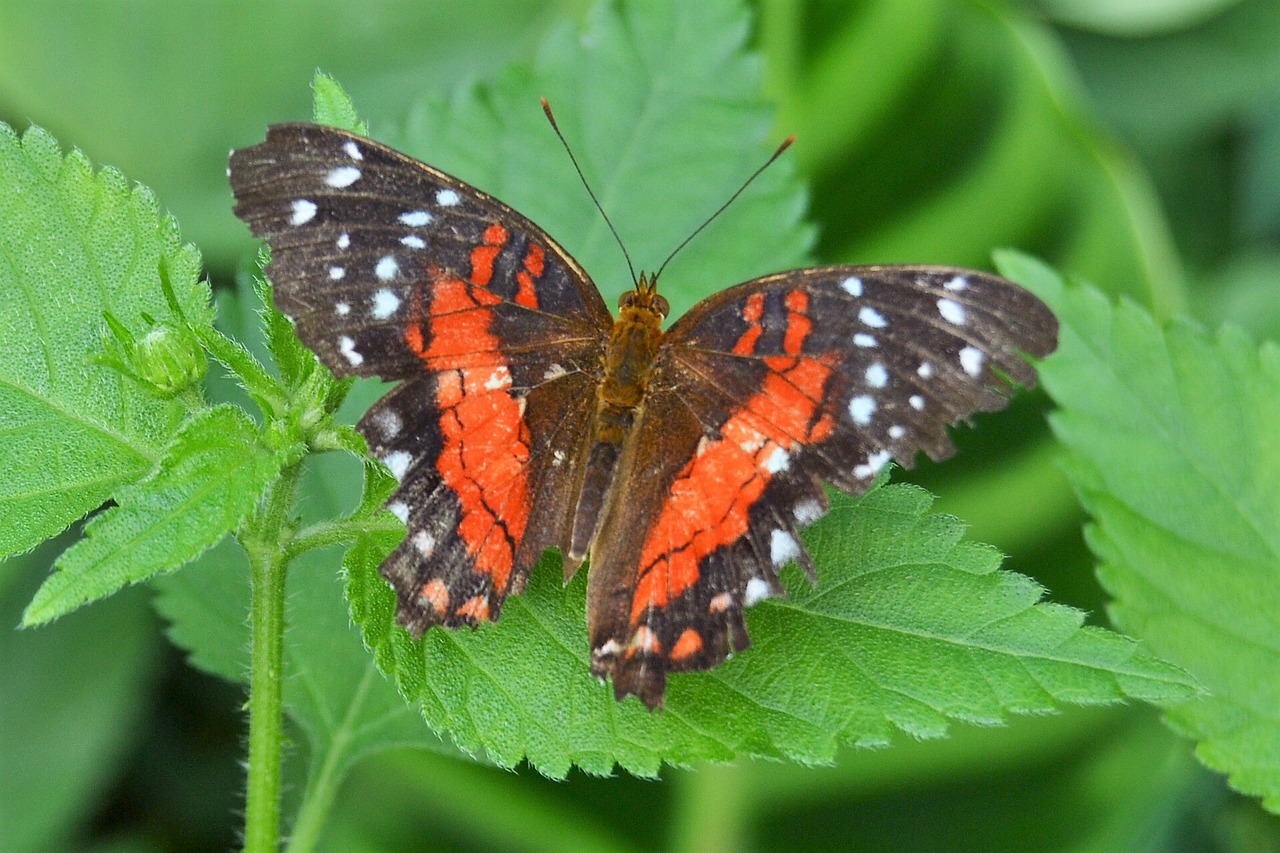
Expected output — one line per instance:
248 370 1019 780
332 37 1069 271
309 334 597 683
229 123 611 630
229 123 612 380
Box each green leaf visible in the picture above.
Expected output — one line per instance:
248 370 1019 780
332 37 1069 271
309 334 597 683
312 71 367 136
23 405 283 625
315 0 1195 779
997 249 1280 813
349 484 1196 777
0 121 211 560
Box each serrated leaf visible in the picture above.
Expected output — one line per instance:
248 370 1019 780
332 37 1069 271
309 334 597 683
312 72 367 136
23 405 283 625
319 0 1194 779
0 121 212 560
348 484 1196 777
254 272 314 393
998 249 1280 813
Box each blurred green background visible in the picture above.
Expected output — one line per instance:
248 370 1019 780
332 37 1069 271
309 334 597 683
2 0 1279 850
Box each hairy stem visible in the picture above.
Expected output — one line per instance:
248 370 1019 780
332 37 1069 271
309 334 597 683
242 461 303 853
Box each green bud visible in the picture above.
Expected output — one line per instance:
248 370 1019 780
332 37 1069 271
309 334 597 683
94 310 207 399
133 322 207 397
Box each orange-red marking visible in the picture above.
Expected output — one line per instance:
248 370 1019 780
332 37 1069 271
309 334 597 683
469 222 509 286
782 289 811 355
456 594 491 622
418 579 449 616
403 267 531 595
630 353 836 623
671 628 703 662
514 242 544 308
732 292 766 355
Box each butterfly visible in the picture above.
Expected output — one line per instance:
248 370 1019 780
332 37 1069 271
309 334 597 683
228 119 1057 709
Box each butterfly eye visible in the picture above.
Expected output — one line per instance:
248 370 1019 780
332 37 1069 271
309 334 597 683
653 294 670 318
618 292 636 310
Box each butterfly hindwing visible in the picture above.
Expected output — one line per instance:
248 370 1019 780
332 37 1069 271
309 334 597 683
585 266 1057 706
229 123 611 631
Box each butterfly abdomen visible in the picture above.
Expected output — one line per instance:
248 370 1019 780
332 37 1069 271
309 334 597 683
567 290 667 562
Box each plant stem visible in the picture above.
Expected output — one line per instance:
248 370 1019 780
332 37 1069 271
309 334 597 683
243 461 303 853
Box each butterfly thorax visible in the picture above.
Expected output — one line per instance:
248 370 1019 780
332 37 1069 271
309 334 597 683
600 274 668 410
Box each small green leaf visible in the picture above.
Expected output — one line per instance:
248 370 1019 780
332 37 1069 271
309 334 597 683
998 249 1280 813
312 72 367 136
255 270 313 394
23 405 284 625
348 484 1196 777
0 121 211 560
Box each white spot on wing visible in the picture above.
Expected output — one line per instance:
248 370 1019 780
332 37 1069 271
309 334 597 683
865 363 888 388
329 266 345 280
764 445 790 473
388 501 410 523
375 256 399 281
853 333 877 348
542 363 567 381
435 189 461 207
337 232 351 249
400 234 426 249
841 276 863 297
335 301 351 316
854 449 891 479
959 346 985 377
374 408 402 438
937 298 966 325
400 210 431 227
944 275 968 291
917 362 934 379
338 335 363 366
325 165 361 187
848 394 876 425
372 289 401 320
745 576 773 605
382 450 411 480
910 394 925 410
290 199 317 225
412 530 436 557
709 592 733 613
859 306 887 328
594 639 623 659
770 529 800 566
888 424 907 440
483 366 511 391
344 140 363 161
793 499 824 526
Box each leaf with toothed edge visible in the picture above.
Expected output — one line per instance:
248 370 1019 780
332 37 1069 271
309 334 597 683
242 3 1192 776
347 483 1197 777
1000 249 1280 814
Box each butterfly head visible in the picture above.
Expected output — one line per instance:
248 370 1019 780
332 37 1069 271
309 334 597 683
618 272 669 321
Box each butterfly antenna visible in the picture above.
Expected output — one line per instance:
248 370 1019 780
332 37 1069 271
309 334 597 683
541 98 638 287
654 135 795 281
